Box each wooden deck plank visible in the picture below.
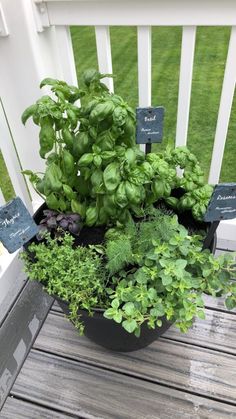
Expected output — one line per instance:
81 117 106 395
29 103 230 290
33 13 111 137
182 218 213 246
165 308 236 354
1 396 73 419
48 304 236 355
204 294 236 313
33 312 236 404
10 350 236 419
0 281 53 409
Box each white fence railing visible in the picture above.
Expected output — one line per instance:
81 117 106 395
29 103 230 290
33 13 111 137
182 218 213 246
1 0 236 301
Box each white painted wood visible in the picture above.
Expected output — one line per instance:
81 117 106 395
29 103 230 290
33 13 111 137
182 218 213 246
0 188 5 206
137 26 152 152
0 251 22 306
0 2 9 37
53 26 78 86
32 0 50 32
217 218 236 245
95 26 114 92
137 26 152 108
0 100 32 211
208 26 236 184
176 26 196 147
0 0 76 208
45 0 236 26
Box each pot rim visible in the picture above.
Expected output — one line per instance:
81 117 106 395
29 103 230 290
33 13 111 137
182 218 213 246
53 292 106 314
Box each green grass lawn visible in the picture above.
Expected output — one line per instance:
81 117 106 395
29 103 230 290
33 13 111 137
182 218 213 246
71 26 236 182
1 26 236 201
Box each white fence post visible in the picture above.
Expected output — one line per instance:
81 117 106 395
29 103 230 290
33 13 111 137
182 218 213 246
208 26 236 184
175 26 196 147
0 0 75 208
95 26 114 92
53 26 78 86
0 99 32 211
0 188 5 206
137 26 152 152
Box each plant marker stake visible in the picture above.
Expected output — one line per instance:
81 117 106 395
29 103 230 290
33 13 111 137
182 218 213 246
136 107 164 153
145 142 152 154
202 221 219 250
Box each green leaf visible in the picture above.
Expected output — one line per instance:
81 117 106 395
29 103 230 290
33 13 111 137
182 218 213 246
104 308 115 319
225 296 236 310
122 319 137 334
78 153 94 167
93 155 102 168
161 275 173 286
63 184 75 200
103 162 121 192
113 311 122 323
21 104 37 125
46 193 59 210
150 305 165 317
111 298 120 309
176 259 187 270
197 310 205 320
85 206 98 226
123 302 135 316
71 200 85 217
147 288 157 300
40 78 58 88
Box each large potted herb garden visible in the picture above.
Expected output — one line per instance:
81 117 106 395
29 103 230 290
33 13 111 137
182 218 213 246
21 70 236 351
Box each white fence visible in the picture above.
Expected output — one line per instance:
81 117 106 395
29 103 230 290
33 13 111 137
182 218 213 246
0 0 236 301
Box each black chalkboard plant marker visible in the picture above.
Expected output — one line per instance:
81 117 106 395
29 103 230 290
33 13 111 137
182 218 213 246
202 183 236 250
0 197 39 254
136 106 164 154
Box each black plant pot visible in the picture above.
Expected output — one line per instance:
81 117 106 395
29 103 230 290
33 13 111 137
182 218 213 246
55 296 172 352
29 201 216 352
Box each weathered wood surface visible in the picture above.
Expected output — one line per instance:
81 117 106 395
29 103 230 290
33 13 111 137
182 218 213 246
0 281 53 409
39 308 236 358
10 350 236 419
204 293 236 313
1 397 72 419
165 308 236 354
32 312 236 404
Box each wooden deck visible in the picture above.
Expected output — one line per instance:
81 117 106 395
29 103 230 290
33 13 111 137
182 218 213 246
1 245 236 418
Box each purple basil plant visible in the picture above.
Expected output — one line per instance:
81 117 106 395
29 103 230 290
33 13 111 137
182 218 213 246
37 209 82 240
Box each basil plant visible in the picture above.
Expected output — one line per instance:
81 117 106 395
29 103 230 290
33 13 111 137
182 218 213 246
22 69 213 226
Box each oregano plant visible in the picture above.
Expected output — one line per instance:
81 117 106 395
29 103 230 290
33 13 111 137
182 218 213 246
21 210 236 337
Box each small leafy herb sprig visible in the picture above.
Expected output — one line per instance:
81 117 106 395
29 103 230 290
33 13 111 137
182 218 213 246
21 210 236 336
